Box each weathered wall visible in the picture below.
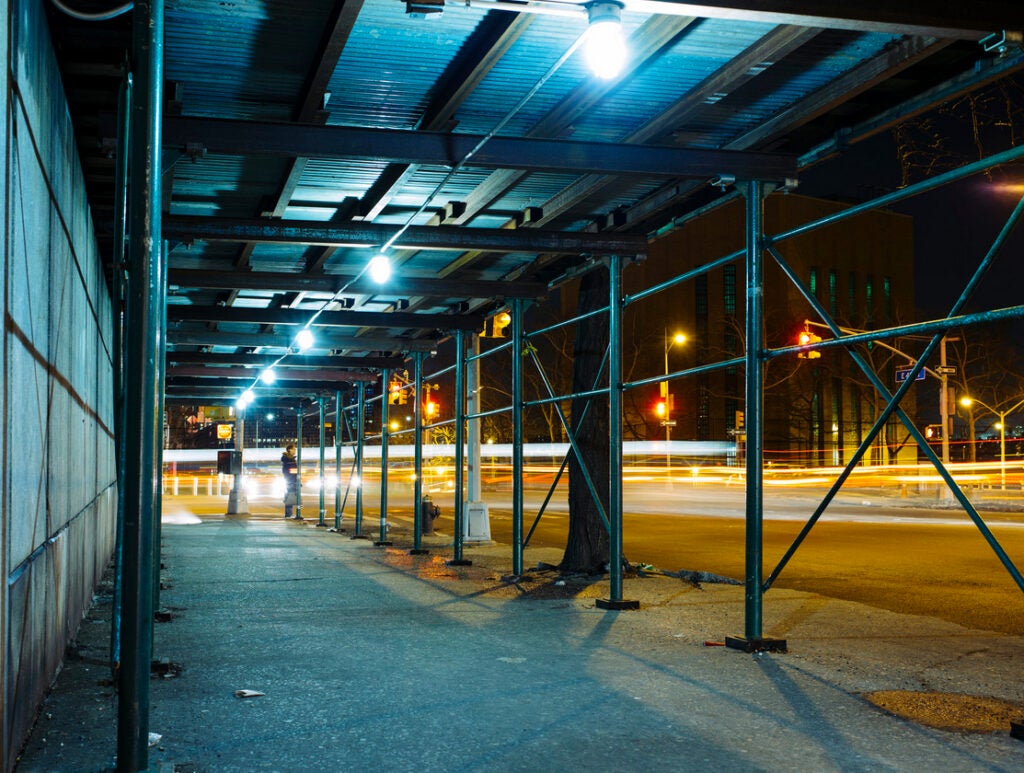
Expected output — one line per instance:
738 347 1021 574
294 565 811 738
3 1 118 767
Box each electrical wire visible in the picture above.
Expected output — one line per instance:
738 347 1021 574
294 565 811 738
49 0 133 22
237 17 592 404
380 30 587 254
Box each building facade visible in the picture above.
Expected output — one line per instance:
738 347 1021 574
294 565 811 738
631 193 917 466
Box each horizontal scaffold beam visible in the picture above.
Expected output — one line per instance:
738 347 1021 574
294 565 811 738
164 116 798 182
167 367 378 382
167 376 378 390
167 330 439 352
167 305 484 331
164 215 647 255
165 351 407 370
634 0 1022 39
168 268 546 300
163 380 376 399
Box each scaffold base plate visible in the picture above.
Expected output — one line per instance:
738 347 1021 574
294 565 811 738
725 636 788 653
596 598 640 610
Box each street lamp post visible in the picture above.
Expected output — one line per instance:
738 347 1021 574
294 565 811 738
661 330 686 479
255 412 274 449
960 395 1024 489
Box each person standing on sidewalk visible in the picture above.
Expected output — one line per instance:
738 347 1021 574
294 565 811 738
281 443 299 519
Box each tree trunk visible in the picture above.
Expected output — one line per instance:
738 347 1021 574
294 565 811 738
560 268 610 574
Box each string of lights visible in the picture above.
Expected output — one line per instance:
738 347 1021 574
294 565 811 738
233 4 628 409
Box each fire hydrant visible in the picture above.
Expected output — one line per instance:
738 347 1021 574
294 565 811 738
420 495 441 535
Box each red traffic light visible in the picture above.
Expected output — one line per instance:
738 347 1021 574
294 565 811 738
654 400 666 418
797 331 821 358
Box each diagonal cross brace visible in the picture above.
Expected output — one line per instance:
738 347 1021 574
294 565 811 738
763 192 1024 593
524 347 612 544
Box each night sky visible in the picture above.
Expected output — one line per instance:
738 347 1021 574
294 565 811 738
798 128 1024 322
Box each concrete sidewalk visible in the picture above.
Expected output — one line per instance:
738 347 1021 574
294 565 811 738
15 514 1024 772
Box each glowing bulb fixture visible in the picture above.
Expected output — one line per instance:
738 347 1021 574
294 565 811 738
260 367 277 385
295 328 314 352
368 253 392 284
584 1 627 80
241 389 255 405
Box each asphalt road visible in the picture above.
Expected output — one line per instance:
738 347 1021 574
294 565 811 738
171 479 1024 636
472 484 1024 636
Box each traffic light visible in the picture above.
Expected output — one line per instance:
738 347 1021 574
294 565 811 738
424 400 438 419
654 400 666 418
388 380 408 405
925 424 943 440
483 310 512 338
797 331 821 359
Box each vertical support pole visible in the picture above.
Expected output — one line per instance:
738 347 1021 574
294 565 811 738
334 390 342 530
467 335 481 505
727 180 786 653
377 370 392 545
940 336 950 467
353 381 367 537
449 331 471 565
511 299 524 577
1000 418 1007 490
741 181 766 642
295 407 303 519
117 1 163 769
411 352 428 554
151 243 168 632
317 397 326 526
597 256 637 610
226 403 248 514
110 71 132 673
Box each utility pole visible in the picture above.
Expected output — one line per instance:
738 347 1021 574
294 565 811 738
940 337 950 466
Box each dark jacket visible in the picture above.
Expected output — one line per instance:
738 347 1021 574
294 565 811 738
281 452 298 488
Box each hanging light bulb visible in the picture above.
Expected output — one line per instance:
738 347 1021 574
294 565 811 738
368 253 392 284
584 2 627 80
295 328 314 352
260 367 277 385
242 389 255 405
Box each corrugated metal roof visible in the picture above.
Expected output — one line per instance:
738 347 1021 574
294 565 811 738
328 2 489 130
165 0 339 120
689 30 902 147
49 0 1014 394
569 18 779 143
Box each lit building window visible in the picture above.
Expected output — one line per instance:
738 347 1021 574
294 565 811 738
723 264 736 316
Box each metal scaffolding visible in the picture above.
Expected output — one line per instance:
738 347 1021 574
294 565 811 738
124 102 1024 773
